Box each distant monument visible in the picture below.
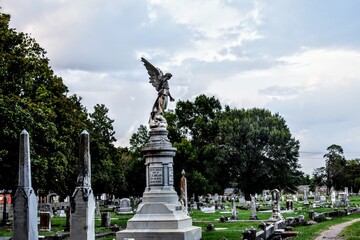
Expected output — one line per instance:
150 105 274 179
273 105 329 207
269 189 283 221
70 130 95 240
249 195 258 220
117 58 201 240
13 130 38 240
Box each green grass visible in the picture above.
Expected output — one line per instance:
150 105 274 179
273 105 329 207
292 215 360 240
0 196 359 239
339 219 360 240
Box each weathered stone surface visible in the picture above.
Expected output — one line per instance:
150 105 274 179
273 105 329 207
117 126 201 240
13 130 38 240
70 130 95 240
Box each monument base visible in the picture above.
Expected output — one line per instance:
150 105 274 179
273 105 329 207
116 202 201 240
117 227 202 240
70 187 95 240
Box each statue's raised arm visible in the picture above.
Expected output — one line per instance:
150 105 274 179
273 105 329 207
141 57 175 127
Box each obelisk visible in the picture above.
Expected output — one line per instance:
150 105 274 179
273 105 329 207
70 130 95 240
13 130 38 240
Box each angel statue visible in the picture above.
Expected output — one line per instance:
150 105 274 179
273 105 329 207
141 57 175 126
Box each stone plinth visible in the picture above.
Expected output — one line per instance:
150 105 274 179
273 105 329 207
117 126 201 240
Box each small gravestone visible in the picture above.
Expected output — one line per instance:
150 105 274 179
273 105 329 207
58 209 66 218
116 198 132 215
101 211 111 227
314 193 320 202
201 205 215 213
239 197 246 207
39 212 51 231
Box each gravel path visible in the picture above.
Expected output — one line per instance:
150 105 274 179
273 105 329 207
314 218 360 240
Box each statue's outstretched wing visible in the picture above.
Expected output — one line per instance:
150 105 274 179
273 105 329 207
141 57 163 91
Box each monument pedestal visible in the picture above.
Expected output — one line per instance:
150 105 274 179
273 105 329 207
117 126 201 240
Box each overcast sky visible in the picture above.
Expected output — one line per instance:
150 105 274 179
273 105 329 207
3 0 360 175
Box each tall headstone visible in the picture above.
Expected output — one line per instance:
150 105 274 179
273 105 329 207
269 189 283 221
230 197 237 220
249 195 258 220
13 130 38 240
70 130 95 240
331 190 336 206
303 188 309 205
117 58 201 240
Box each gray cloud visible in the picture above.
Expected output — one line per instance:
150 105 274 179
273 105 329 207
3 0 360 176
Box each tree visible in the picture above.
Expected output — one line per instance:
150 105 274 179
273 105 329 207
215 108 301 199
341 158 360 193
323 144 346 195
0 12 88 196
166 95 223 196
310 167 326 192
88 104 123 197
125 125 149 196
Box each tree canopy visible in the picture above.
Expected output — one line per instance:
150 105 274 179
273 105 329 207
148 95 303 199
312 144 359 195
216 108 301 197
0 12 89 195
0 12 125 198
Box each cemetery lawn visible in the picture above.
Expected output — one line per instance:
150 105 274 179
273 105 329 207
292 214 360 240
339 219 360 240
1 196 360 239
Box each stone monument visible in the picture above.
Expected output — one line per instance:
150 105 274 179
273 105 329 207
269 189 283 221
13 130 38 240
70 130 95 240
117 58 201 240
249 195 258 220
230 197 237 220
303 188 309 205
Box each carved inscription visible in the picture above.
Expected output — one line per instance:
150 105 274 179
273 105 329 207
149 167 163 185
168 167 173 185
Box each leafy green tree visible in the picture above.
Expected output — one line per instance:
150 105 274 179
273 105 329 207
166 95 223 196
125 125 149 196
323 144 346 195
310 167 326 192
343 158 360 193
215 108 301 199
0 12 88 196
88 104 123 197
